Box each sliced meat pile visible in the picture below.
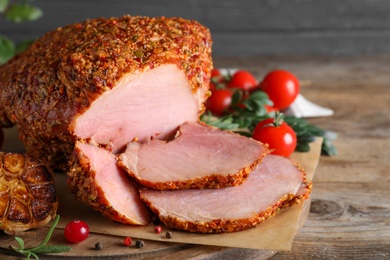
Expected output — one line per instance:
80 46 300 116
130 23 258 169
118 122 269 190
140 154 311 233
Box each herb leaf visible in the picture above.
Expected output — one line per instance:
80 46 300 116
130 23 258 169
0 35 15 64
11 215 72 259
5 4 43 23
0 0 10 12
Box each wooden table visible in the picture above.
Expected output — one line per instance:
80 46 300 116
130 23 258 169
1 56 389 259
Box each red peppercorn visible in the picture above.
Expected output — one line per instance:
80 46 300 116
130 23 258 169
124 237 132 246
154 226 162 234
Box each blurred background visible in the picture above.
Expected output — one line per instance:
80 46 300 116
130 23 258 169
1 0 390 58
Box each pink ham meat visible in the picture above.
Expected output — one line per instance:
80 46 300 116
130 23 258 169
118 122 269 190
67 141 152 225
140 154 312 233
70 64 204 153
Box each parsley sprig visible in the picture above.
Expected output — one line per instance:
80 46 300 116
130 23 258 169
11 215 71 260
201 88 337 156
0 0 43 64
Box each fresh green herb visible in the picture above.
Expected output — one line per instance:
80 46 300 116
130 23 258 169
0 0 42 64
11 215 72 260
284 115 337 155
201 88 337 156
4 3 42 23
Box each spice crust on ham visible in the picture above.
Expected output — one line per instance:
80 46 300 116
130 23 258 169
140 155 312 233
0 15 212 171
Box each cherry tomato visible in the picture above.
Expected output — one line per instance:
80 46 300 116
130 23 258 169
227 70 257 91
252 117 297 157
0 128 4 149
64 220 90 243
211 68 222 78
259 70 300 110
206 89 233 116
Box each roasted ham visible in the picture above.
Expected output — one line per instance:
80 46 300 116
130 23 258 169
118 121 269 190
140 154 312 233
0 16 212 171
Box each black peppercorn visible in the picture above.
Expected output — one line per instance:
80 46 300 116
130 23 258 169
165 231 173 238
135 239 145 248
95 242 103 250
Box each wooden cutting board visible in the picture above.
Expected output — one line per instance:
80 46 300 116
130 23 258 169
0 127 322 259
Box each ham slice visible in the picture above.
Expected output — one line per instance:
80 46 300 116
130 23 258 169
118 122 269 189
67 141 152 225
139 154 312 233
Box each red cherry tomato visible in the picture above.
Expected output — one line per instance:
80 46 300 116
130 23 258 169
206 89 233 116
252 117 297 157
0 128 4 149
259 70 300 110
227 70 257 91
211 68 222 78
64 220 90 243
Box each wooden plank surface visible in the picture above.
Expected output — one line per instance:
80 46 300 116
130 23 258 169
1 0 390 55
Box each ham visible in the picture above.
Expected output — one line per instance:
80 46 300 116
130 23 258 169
67 141 152 225
139 154 312 233
118 121 269 189
0 16 212 171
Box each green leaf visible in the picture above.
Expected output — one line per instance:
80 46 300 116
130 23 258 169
5 4 43 23
295 143 311 152
16 39 34 54
231 90 242 105
10 215 72 259
0 35 16 64
0 0 9 12
31 245 72 254
14 236 25 250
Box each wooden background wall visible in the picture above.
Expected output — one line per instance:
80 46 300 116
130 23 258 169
1 0 390 57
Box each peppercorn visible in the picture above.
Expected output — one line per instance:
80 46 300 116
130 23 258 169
94 242 103 250
165 231 173 238
135 239 145 248
124 236 132 247
154 225 162 234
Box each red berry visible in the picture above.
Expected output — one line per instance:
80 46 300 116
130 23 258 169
64 220 89 243
124 236 132 246
154 226 162 234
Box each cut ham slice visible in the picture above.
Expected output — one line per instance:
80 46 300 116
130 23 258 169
118 122 269 190
67 141 152 225
139 154 312 233
71 64 203 153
